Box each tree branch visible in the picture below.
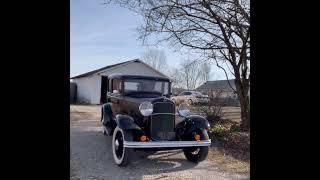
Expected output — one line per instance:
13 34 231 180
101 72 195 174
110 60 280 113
213 57 237 93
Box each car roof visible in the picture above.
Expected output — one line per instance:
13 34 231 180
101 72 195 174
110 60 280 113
108 73 171 82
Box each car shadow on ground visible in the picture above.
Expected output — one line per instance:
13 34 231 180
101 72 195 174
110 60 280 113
131 150 198 172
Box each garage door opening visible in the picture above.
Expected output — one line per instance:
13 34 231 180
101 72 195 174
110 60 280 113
100 76 108 104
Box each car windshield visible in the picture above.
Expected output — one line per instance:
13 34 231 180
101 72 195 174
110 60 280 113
124 78 169 97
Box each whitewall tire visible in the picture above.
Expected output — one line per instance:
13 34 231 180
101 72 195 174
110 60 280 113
112 126 133 166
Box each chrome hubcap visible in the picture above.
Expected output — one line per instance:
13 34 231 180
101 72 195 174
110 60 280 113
191 148 200 155
115 139 119 150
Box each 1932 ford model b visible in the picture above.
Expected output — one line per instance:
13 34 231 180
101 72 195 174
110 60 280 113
101 74 211 166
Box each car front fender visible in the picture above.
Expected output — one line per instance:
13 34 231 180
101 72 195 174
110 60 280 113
115 114 142 131
180 115 210 136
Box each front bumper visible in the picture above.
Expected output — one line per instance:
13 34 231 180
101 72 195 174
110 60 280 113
124 140 211 148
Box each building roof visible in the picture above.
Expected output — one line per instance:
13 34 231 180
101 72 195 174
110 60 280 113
196 79 236 92
70 59 168 79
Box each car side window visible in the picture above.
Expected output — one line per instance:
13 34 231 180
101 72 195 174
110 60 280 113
112 79 122 93
179 92 186 96
185 92 192 95
163 82 169 95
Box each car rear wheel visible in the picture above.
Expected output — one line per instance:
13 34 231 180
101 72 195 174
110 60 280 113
112 126 133 166
188 99 193 105
183 129 209 163
102 127 107 135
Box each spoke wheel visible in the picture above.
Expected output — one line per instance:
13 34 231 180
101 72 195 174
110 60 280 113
112 127 133 166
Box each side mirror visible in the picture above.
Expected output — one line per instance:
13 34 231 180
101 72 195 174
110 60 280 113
177 103 191 117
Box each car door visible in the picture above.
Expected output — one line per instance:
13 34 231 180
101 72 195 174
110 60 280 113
109 78 122 115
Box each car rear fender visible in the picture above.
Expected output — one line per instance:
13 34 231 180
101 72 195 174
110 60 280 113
101 103 114 125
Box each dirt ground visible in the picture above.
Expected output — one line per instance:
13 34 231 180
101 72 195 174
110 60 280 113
70 105 249 180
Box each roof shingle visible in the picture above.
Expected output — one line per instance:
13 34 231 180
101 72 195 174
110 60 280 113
196 79 236 92
70 59 168 79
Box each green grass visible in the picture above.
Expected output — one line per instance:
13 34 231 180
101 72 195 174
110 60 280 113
209 123 229 133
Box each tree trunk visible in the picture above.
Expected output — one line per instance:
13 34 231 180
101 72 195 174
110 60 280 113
239 92 250 131
235 77 250 131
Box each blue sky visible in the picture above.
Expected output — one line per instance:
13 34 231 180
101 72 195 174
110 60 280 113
71 0 227 80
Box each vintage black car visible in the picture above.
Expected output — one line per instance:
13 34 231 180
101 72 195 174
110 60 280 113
101 73 211 166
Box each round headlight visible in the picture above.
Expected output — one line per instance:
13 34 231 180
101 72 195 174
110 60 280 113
139 101 153 116
177 103 190 117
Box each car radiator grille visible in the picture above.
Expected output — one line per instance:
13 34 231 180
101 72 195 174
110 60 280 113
150 102 176 140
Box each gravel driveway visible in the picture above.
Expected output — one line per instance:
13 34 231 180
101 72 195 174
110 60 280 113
70 105 249 180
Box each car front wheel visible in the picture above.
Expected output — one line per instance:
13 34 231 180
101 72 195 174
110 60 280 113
183 129 209 163
112 126 133 166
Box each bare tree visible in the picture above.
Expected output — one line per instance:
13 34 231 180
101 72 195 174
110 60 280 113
106 0 250 130
180 59 210 90
167 67 184 89
141 48 168 73
202 62 211 82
